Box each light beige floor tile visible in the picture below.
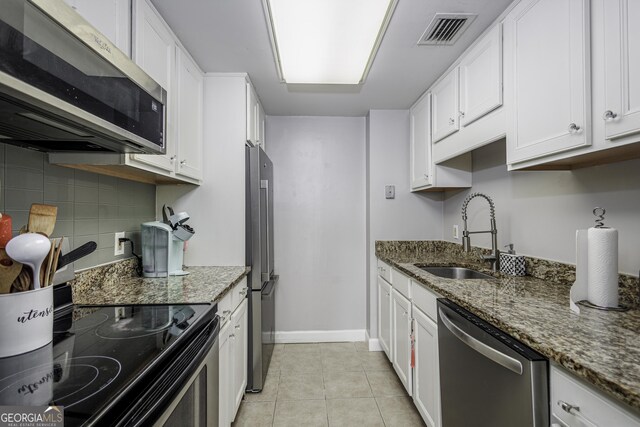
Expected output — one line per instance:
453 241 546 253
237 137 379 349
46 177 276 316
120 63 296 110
354 341 369 352
273 399 328 427
376 396 426 427
232 401 275 427
273 343 285 354
366 369 408 397
321 352 363 372
277 372 325 401
320 342 356 354
280 352 323 373
326 398 385 427
244 370 280 402
358 351 393 372
323 371 372 399
284 343 321 354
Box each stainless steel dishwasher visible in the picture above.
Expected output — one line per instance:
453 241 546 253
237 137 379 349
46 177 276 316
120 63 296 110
437 299 549 427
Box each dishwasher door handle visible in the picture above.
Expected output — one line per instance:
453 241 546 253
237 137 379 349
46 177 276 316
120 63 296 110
439 308 523 375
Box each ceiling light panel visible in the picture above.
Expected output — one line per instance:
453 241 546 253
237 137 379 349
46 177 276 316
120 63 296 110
265 0 397 84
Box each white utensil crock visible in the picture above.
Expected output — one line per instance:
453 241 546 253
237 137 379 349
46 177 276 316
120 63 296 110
0 286 53 357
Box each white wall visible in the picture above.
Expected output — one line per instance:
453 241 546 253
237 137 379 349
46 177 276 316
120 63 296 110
366 110 443 337
157 75 246 266
443 140 640 275
267 116 367 335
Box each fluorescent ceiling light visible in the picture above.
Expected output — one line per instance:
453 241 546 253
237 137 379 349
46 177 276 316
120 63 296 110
264 0 397 85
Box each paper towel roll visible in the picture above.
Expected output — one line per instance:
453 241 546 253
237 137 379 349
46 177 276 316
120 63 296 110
587 227 619 307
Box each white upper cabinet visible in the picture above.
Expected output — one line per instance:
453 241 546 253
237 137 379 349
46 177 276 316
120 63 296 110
257 100 266 150
431 22 505 164
175 46 204 181
131 0 176 173
410 93 431 190
246 83 258 146
459 24 503 127
505 0 591 165
431 68 460 143
64 0 131 56
602 0 640 140
409 92 472 192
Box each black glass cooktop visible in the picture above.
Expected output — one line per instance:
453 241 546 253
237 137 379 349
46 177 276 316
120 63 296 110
0 303 215 426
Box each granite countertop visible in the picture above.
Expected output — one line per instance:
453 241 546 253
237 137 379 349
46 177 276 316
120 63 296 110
71 264 251 306
376 241 640 412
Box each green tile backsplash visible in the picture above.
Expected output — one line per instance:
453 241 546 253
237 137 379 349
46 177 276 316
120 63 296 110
0 144 156 270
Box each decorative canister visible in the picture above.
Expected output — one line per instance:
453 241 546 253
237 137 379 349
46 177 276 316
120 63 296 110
0 286 54 357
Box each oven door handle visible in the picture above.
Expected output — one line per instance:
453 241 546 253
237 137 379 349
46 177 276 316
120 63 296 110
119 320 219 426
439 308 523 375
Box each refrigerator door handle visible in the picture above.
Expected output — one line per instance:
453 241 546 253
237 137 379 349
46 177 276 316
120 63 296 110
260 179 270 283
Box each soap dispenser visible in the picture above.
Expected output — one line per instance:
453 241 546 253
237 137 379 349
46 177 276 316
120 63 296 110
499 244 526 276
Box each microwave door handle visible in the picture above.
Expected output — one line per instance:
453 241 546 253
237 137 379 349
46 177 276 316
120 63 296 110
261 179 270 282
438 308 523 375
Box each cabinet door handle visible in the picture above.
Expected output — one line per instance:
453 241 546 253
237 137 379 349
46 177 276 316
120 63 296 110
459 111 465 118
180 160 187 166
423 173 429 179
448 118 455 125
235 324 241 330
568 123 581 133
170 155 177 162
229 334 235 338
603 110 618 121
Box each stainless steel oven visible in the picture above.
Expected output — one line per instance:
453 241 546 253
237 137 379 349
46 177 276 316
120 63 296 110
154 340 219 427
437 298 549 427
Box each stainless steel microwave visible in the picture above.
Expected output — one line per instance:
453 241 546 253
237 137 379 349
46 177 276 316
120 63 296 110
0 0 166 154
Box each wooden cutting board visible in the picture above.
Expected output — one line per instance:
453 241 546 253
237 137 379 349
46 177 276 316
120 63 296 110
0 248 22 294
28 204 57 237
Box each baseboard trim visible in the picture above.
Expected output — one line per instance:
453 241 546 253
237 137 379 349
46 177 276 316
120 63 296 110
365 330 383 351
274 329 366 344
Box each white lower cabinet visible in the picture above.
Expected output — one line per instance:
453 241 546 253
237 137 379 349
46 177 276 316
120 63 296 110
218 279 248 426
391 289 412 396
550 364 640 427
377 276 392 358
377 259 441 427
218 320 232 427
231 299 248 419
413 307 440 427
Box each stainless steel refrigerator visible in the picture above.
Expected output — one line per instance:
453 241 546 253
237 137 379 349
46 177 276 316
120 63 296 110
245 146 278 392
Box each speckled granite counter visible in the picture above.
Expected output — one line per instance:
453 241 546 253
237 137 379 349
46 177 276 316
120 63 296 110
376 240 640 412
70 260 250 305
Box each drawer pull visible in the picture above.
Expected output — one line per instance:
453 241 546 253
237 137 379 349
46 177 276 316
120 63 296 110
558 400 597 426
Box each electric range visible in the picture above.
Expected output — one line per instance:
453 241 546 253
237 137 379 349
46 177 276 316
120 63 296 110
0 285 218 426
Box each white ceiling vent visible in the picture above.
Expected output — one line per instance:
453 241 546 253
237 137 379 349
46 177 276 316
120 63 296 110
418 13 477 46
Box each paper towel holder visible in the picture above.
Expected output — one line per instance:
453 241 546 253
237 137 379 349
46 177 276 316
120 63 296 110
576 299 629 312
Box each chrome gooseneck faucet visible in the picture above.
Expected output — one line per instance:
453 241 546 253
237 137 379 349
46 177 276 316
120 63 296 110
461 193 499 271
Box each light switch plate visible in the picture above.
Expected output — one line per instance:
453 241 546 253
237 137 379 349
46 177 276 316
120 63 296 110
453 225 459 239
385 185 395 199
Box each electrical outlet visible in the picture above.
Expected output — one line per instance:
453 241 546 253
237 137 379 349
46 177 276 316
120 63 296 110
453 225 459 239
385 185 395 199
114 231 125 256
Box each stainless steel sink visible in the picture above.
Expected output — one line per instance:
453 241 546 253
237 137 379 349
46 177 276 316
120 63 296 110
417 266 494 280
